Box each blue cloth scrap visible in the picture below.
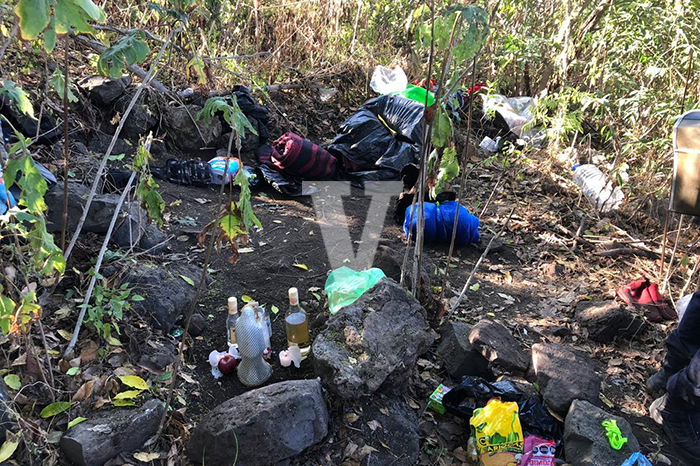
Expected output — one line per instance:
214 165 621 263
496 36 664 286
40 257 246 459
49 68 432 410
404 201 480 245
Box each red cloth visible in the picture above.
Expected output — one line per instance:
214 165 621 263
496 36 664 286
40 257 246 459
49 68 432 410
616 277 677 322
257 132 337 180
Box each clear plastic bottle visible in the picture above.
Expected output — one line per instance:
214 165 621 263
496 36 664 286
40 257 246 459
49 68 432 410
226 297 238 348
251 302 272 356
285 287 310 359
572 164 624 212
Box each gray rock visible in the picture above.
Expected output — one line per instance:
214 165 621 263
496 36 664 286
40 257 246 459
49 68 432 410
114 93 158 141
351 398 420 466
469 320 529 375
187 379 329 466
123 262 203 332
45 182 123 234
532 343 601 417
575 300 647 343
564 399 640 466
44 183 168 253
437 321 489 380
78 75 131 107
138 341 177 373
87 133 135 157
165 104 222 152
60 398 164 466
189 313 206 337
219 118 260 153
312 278 435 399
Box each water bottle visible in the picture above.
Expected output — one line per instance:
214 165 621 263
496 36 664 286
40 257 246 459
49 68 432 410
572 164 624 212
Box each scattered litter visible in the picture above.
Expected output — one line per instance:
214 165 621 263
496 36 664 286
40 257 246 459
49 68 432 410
469 399 523 466
427 384 451 414
325 267 386 314
602 419 628 450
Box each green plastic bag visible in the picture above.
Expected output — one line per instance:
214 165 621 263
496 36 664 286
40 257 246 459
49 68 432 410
325 267 386 314
393 84 435 106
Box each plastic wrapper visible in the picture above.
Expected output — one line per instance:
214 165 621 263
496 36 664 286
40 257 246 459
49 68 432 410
324 267 386 314
620 453 653 466
521 435 555 466
470 399 523 466
328 94 424 179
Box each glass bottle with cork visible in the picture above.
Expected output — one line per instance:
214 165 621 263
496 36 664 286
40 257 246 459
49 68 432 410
285 287 310 359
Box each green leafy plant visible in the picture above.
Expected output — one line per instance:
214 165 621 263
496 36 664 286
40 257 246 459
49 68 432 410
14 0 105 52
97 32 150 78
81 281 143 344
131 142 165 228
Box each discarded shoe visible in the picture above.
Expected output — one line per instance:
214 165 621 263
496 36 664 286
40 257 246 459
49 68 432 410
616 277 677 323
660 396 700 463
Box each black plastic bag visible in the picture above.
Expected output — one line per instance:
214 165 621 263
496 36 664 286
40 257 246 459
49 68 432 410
443 376 562 441
328 95 424 179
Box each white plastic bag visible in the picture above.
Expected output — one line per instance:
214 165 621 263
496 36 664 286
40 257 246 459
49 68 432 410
370 65 408 95
482 94 535 136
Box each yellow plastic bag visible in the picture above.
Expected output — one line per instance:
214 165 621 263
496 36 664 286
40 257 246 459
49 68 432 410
469 399 524 466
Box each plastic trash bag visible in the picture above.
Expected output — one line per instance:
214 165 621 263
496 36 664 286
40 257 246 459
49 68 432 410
404 201 480 245
324 267 386 314
443 376 562 441
328 94 424 179
370 65 408 95
620 453 653 466
482 94 535 137
470 399 524 466
394 84 435 106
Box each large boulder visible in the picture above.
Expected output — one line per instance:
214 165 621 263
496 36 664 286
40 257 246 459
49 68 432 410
114 93 158 141
165 104 222 152
123 262 203 332
87 133 136 157
187 379 329 466
437 321 490 380
532 343 601 417
45 182 124 234
564 399 640 466
575 300 647 343
469 320 529 375
312 278 435 399
78 75 131 107
60 398 164 466
44 182 168 253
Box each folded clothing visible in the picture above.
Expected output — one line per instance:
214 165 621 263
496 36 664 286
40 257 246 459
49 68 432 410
259 132 336 180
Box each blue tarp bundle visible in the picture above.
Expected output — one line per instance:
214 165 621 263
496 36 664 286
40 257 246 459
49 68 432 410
403 201 480 245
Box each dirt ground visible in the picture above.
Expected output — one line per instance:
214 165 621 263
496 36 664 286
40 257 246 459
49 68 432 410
147 85 691 465
34 87 691 466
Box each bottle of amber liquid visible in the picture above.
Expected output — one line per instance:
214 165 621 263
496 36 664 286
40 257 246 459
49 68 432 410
285 287 310 359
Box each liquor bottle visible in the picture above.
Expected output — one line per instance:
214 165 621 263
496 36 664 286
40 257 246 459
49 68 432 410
285 287 310 359
226 297 238 348
251 302 272 358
